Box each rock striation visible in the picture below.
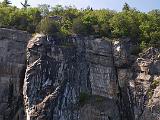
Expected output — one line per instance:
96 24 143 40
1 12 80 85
0 28 31 120
0 28 160 120
23 35 120 120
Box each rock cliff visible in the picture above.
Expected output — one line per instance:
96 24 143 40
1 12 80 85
0 28 160 120
0 28 31 120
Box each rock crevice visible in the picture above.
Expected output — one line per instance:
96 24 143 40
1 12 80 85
0 29 160 120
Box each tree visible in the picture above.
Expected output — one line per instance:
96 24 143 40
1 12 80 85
21 0 30 8
36 17 60 35
81 12 98 34
0 5 17 27
122 3 130 11
51 5 64 15
38 4 50 17
93 9 115 37
140 10 160 47
2 0 11 6
110 10 140 40
0 2 159 50
72 17 87 35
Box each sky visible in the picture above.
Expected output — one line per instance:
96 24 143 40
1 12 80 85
0 0 160 12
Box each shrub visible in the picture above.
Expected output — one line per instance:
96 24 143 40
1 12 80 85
147 79 160 99
72 18 87 35
36 17 60 35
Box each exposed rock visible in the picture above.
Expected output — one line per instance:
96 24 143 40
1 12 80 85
139 77 160 120
0 28 31 120
23 35 121 120
132 48 160 120
0 28 160 120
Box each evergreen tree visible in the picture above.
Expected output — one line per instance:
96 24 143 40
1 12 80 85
122 3 130 11
21 0 30 8
2 0 11 6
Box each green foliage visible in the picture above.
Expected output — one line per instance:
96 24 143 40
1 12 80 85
36 17 60 35
140 10 160 48
147 79 160 99
72 17 87 35
140 41 147 50
81 11 98 35
0 5 41 32
51 5 64 15
94 9 115 37
38 4 50 17
110 10 140 40
0 6 16 27
0 3 159 49
14 8 41 32
2 0 11 6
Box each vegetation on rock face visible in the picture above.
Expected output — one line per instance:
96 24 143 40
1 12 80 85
0 1 159 49
147 79 160 99
79 92 90 106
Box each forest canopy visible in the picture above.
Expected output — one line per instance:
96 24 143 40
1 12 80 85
0 1 160 49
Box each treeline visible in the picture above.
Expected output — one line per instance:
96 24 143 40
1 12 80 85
0 1 160 49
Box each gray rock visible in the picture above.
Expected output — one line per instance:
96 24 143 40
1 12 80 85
0 28 160 120
23 35 120 120
0 28 31 120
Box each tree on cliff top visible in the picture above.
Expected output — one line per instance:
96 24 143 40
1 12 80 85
21 0 30 8
0 2 159 49
72 17 87 35
122 3 130 11
38 4 50 17
2 0 11 6
36 17 60 35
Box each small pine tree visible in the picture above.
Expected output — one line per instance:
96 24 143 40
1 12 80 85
21 0 30 8
122 3 130 11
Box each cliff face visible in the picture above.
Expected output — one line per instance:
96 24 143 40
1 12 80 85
0 28 160 120
0 28 31 120
23 34 120 120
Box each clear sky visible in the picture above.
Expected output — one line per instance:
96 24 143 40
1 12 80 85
0 0 160 12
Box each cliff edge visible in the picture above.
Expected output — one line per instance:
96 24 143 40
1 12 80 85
0 29 160 120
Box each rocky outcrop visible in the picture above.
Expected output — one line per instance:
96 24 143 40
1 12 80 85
22 34 160 120
0 28 160 120
23 35 120 120
0 28 31 120
135 48 160 120
114 40 160 120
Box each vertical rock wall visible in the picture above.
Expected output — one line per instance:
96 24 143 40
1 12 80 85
0 28 160 120
0 28 31 120
23 35 120 120
113 38 160 120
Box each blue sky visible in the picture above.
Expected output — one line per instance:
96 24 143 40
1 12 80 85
0 0 160 12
